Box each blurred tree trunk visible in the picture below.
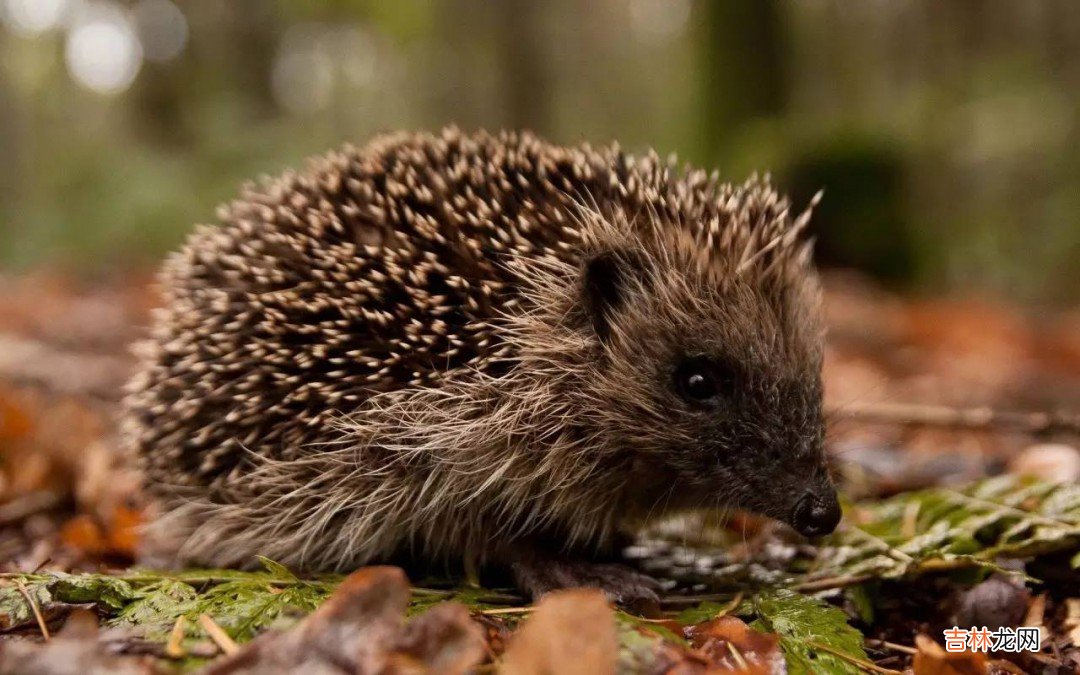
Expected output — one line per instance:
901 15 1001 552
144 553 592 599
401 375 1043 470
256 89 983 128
495 0 549 131
697 0 788 155
0 35 17 236
225 0 280 120
129 63 193 147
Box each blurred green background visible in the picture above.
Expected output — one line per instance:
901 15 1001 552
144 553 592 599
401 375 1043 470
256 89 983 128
0 0 1077 303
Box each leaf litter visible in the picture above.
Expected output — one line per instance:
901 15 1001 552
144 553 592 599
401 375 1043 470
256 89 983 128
1 273 1079 673
0 477 1072 672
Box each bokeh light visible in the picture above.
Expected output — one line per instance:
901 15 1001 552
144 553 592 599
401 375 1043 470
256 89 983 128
0 0 72 36
271 24 335 114
627 0 691 44
65 2 143 94
132 0 187 63
336 26 377 89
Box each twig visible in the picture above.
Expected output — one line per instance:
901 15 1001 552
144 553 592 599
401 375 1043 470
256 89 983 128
791 574 872 592
14 579 50 640
410 587 456 597
715 592 744 618
479 606 534 616
807 640 903 674
866 639 917 655
165 616 186 659
829 401 1080 436
660 593 737 607
728 642 749 670
914 558 980 572
199 614 238 655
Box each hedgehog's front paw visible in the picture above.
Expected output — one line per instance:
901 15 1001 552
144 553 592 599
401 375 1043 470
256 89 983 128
510 557 662 614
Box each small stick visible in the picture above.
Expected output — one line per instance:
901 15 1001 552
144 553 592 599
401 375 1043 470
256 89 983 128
165 616 187 659
479 606 534 616
828 402 1080 436
660 593 735 607
14 579 50 640
866 639 917 655
792 574 871 592
807 640 902 674
199 614 238 655
716 592 744 618
728 642 749 670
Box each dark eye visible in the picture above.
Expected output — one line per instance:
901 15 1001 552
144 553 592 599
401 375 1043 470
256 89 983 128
681 370 716 400
674 356 732 404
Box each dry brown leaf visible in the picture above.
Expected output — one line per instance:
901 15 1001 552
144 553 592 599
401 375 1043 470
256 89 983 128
204 566 484 675
58 503 143 560
104 505 143 557
391 602 485 674
685 615 784 674
912 634 987 675
0 386 112 506
0 393 33 443
1062 598 1080 647
59 515 109 556
499 589 618 675
0 608 155 675
1041 309 1080 374
902 299 1032 394
1022 593 1045 629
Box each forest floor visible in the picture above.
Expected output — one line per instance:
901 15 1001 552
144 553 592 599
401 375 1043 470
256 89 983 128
0 270 1077 674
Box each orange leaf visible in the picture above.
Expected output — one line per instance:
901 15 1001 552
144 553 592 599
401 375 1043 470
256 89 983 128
105 505 144 557
0 392 34 441
60 514 108 556
912 635 988 675
501 589 618 675
685 615 784 674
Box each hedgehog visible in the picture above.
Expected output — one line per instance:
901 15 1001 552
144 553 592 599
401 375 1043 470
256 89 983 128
123 127 840 604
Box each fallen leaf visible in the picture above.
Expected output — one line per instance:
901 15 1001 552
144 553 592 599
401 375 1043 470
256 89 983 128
105 505 143 557
744 590 871 674
0 392 33 443
392 602 485 674
1023 593 1045 629
500 589 618 675
902 299 1033 393
0 608 155 675
1064 599 1080 647
203 566 484 675
685 615 784 674
912 634 987 675
59 505 142 560
60 515 109 556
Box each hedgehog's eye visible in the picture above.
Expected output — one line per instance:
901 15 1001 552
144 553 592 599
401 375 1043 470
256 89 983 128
673 356 734 405
682 371 716 400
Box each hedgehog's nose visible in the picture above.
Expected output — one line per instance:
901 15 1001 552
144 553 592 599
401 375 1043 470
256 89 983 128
791 490 841 538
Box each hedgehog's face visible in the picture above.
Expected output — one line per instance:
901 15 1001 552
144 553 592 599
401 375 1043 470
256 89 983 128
579 246 840 538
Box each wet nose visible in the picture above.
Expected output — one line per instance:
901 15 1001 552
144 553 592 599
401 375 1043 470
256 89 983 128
791 490 841 537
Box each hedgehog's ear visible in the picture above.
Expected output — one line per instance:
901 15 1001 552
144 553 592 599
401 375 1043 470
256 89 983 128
582 249 643 342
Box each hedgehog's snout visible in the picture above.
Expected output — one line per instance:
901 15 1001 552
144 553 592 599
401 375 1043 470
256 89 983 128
790 488 841 538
